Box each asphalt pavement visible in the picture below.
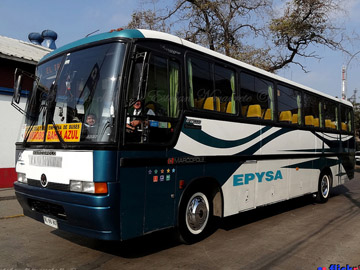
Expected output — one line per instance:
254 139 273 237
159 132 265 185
1 171 360 270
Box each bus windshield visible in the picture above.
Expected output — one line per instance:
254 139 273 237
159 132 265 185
22 42 125 143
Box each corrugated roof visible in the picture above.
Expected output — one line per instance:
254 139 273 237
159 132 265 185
0 35 52 65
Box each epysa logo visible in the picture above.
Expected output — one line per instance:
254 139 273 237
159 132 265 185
233 170 283 186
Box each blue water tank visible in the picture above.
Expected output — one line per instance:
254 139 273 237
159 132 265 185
41 30 58 49
28 32 44 45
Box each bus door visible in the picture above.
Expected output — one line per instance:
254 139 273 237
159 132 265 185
124 46 182 232
144 165 177 232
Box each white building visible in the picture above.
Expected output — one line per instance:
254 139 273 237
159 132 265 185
0 35 51 187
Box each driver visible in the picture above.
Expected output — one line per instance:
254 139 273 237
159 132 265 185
126 100 155 132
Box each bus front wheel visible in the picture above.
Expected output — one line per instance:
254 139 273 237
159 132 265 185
178 190 213 244
316 172 331 203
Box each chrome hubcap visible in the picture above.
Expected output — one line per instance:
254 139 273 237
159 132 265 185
186 193 209 234
321 175 329 198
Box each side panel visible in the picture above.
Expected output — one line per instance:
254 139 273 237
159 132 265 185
173 117 353 218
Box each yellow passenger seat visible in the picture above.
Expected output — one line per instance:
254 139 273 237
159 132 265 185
341 122 348 131
292 114 298 124
279 111 292 122
241 106 248 117
325 119 332 129
305 115 314 126
263 109 272 120
247 104 262 118
226 102 233 113
203 97 220 111
313 118 319 127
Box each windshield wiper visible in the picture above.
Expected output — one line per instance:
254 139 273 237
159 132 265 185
50 120 68 148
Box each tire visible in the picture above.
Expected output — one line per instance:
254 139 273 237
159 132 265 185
178 190 213 244
316 172 331 203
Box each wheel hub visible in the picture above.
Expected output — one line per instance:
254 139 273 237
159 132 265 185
321 176 329 197
187 196 208 232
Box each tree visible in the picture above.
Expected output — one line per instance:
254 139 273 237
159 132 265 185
127 0 349 72
268 0 346 72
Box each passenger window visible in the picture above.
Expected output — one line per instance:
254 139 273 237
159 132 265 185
215 65 236 114
277 85 301 125
303 93 321 127
240 72 274 120
323 100 338 130
188 57 214 110
340 105 353 132
187 57 236 114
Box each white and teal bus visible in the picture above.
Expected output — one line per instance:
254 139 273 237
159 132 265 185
12 28 355 243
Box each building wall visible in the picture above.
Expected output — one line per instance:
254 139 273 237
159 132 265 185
0 95 26 187
0 58 34 187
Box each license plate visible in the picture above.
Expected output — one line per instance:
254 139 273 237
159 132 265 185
43 216 58 229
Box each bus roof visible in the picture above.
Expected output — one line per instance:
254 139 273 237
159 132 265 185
40 28 352 107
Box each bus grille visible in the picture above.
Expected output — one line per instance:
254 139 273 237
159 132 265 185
28 199 67 220
27 179 69 192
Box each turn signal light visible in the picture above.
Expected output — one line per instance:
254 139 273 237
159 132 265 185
95 182 108 194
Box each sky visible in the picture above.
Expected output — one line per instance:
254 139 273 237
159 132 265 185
1 0 360 101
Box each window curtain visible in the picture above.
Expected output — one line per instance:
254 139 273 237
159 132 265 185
348 111 352 132
169 62 179 118
335 107 339 130
268 85 274 120
319 102 323 127
297 95 302 125
187 59 194 107
230 72 236 114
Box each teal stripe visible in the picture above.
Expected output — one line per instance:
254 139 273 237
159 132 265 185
182 125 272 149
40 29 145 62
283 158 340 170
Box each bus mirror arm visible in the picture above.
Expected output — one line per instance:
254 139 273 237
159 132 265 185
135 51 149 101
13 74 22 104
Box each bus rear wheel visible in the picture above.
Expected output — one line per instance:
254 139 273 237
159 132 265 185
316 172 331 203
178 190 213 244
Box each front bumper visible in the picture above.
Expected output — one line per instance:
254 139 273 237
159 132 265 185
14 181 120 241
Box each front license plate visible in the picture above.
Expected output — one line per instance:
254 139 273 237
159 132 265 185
43 216 58 229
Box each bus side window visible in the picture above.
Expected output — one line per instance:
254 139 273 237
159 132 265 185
303 93 321 128
277 85 302 125
323 100 338 130
187 57 213 110
187 56 237 114
240 72 274 120
340 105 353 132
215 65 236 114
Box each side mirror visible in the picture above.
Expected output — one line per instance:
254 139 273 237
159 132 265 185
13 74 22 104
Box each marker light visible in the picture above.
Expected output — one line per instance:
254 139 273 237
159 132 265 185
70 180 108 194
109 27 124 33
179 180 185 190
17 173 27 184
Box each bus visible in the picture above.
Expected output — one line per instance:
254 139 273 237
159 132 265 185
12 28 355 243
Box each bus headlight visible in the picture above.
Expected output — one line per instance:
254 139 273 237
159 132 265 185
17 173 27 184
70 180 108 194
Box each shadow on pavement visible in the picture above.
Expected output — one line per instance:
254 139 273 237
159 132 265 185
52 227 180 258
51 179 357 259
